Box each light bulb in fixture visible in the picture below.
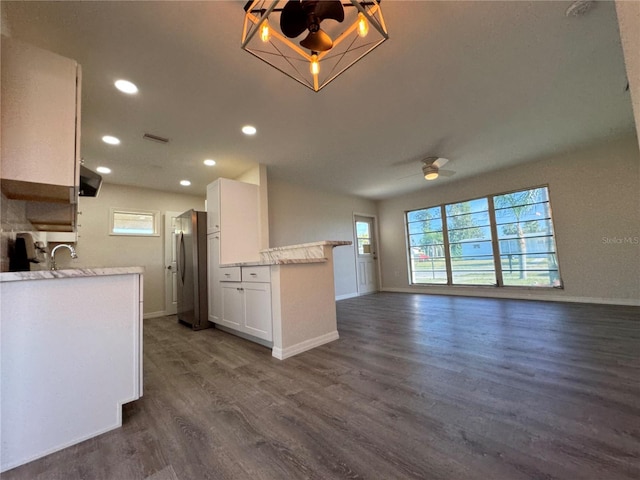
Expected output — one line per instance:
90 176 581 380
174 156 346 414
260 20 271 42
357 12 369 38
310 54 320 75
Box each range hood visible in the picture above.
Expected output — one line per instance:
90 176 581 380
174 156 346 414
79 165 102 197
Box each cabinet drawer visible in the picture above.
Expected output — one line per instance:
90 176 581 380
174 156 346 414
242 266 270 283
220 267 241 282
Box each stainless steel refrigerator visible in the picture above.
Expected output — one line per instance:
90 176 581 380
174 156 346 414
176 209 209 330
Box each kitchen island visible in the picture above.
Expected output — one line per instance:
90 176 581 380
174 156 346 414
0 267 144 472
217 241 351 359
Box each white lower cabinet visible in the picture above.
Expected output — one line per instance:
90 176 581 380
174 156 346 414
218 266 272 342
220 281 243 329
244 282 272 341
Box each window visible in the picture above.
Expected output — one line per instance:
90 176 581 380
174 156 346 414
356 220 372 254
408 206 447 284
406 186 562 288
494 187 560 287
110 208 160 236
446 198 496 285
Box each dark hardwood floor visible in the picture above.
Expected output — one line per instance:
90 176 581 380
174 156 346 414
4 293 639 480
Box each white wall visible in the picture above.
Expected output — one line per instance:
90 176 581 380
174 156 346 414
378 134 640 305
52 183 204 316
267 178 377 299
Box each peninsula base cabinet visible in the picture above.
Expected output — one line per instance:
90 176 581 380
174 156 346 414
218 266 273 342
0 270 143 472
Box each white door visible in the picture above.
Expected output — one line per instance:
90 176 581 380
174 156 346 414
164 211 183 315
354 214 379 295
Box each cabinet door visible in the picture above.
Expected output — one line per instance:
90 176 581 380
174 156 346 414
206 180 220 234
1 36 80 200
218 179 260 265
243 282 272 341
220 282 243 329
207 234 221 323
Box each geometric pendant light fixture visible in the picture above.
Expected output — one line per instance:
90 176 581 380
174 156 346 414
241 0 389 92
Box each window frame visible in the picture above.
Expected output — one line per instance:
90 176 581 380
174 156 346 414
405 185 563 289
109 208 161 237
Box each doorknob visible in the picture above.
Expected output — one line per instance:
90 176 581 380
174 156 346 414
167 265 173 270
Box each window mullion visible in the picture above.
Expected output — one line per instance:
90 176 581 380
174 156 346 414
441 205 453 285
487 196 503 287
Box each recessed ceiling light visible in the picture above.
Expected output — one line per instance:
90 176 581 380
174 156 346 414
180 180 191 186
203 159 216 166
96 166 111 174
114 79 138 94
102 135 120 145
242 125 257 135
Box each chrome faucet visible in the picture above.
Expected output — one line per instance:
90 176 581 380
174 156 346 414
50 244 78 270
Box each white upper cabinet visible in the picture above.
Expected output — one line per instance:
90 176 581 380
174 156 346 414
206 178 260 265
1 36 81 203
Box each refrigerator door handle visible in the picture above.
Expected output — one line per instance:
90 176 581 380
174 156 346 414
178 232 186 284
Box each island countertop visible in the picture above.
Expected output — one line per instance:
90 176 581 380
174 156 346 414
0 266 145 283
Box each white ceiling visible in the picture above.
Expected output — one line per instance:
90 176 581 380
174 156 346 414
2 1 635 200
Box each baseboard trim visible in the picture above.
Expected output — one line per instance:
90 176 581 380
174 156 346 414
380 288 640 307
143 311 167 319
336 292 359 301
213 323 273 349
272 330 340 360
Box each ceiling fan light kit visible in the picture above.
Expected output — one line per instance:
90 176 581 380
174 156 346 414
422 164 439 181
241 0 389 92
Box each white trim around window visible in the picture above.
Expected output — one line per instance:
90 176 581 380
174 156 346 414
109 208 161 237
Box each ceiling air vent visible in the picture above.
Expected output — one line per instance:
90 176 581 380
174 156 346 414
143 133 169 144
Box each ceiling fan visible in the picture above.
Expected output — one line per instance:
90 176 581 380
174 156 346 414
421 157 455 181
280 0 345 52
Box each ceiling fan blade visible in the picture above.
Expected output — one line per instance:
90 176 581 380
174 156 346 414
312 0 345 23
422 156 439 167
432 157 450 168
300 29 333 51
438 169 456 177
280 0 307 38
396 172 422 181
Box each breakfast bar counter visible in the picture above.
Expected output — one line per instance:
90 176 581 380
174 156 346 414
218 241 352 359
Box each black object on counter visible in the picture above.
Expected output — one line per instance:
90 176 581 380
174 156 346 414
9 237 30 271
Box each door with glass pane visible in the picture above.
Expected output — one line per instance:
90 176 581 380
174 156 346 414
354 215 378 294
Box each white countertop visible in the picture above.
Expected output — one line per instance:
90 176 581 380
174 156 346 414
222 240 352 267
221 258 329 267
0 266 144 282
263 240 352 251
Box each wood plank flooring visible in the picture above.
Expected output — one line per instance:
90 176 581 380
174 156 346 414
3 293 639 479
